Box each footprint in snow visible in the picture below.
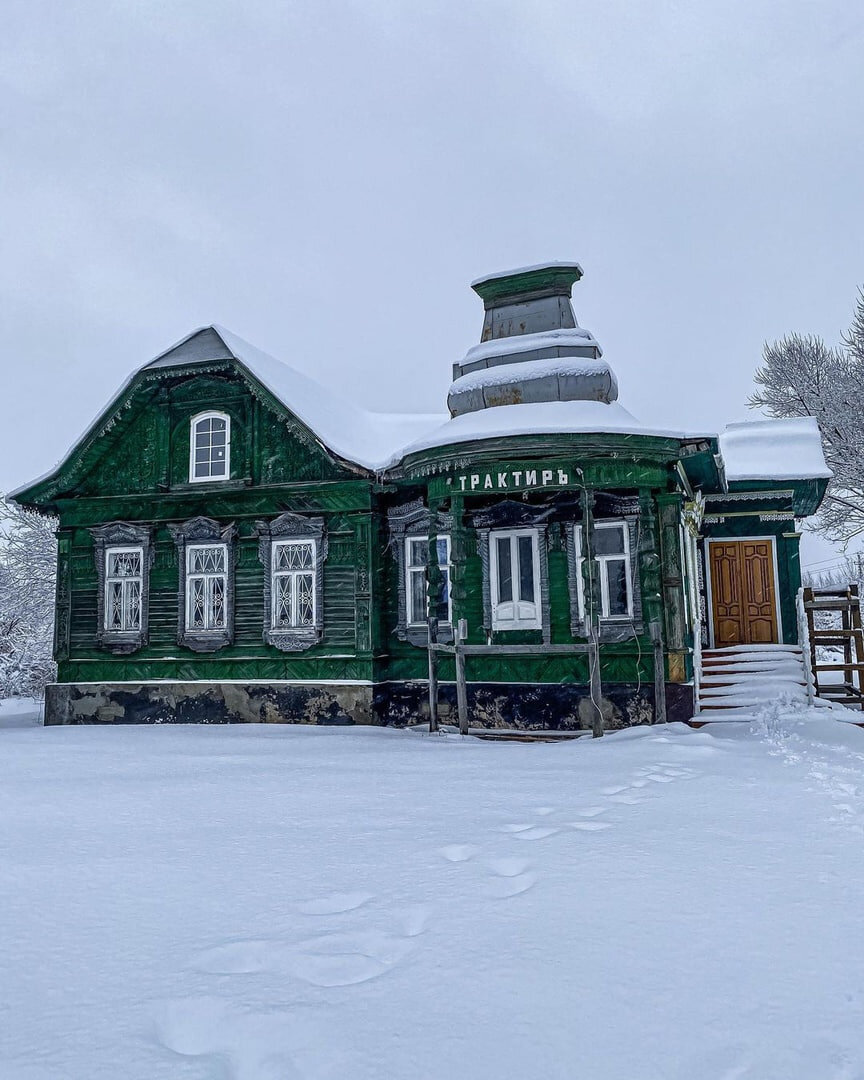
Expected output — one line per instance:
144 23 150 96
401 904 431 938
291 930 414 987
568 820 612 831
574 806 607 818
153 995 306 1080
487 856 531 878
439 843 480 862
296 891 374 916
192 939 272 975
483 857 537 899
510 826 560 841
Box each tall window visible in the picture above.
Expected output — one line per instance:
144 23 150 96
190 412 231 482
104 547 143 632
272 539 316 630
406 536 452 626
186 543 228 631
574 521 633 620
489 529 541 630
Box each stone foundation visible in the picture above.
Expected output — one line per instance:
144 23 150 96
45 680 694 729
375 680 694 730
45 682 374 726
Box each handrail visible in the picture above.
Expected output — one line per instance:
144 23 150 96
796 586 816 706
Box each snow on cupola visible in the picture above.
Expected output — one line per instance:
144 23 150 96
447 262 617 417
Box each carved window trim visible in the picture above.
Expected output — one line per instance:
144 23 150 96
185 543 229 632
477 520 551 641
255 512 327 652
189 410 231 483
169 517 237 652
406 535 453 628
387 499 454 646
90 522 154 654
488 528 543 631
567 517 643 641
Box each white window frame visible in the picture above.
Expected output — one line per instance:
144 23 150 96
593 521 634 620
405 535 452 627
185 542 229 631
489 528 542 631
103 545 143 633
271 538 317 630
189 411 231 483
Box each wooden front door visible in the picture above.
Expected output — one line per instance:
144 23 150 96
709 540 779 646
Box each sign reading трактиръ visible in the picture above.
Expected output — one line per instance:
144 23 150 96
440 465 576 495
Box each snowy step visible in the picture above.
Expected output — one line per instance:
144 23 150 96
700 662 805 675
702 644 802 654
699 696 809 711
696 643 808 718
699 681 807 698
699 652 803 660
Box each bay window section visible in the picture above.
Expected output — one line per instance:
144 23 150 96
571 520 635 625
594 521 633 618
490 528 541 630
406 536 452 627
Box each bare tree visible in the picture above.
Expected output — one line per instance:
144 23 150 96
750 290 864 544
0 497 57 698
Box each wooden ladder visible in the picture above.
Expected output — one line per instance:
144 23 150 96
803 584 864 709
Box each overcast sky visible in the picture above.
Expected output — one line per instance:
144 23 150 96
2 1 861 567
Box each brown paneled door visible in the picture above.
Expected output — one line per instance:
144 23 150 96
709 539 779 646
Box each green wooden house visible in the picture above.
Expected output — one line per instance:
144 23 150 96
12 262 831 728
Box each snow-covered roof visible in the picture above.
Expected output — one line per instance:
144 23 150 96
11 326 446 496
450 356 616 396
460 327 600 367
719 417 832 482
470 261 584 288
191 327 444 472
396 399 706 462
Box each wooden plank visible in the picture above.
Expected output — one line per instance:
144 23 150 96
588 625 604 738
650 620 667 724
454 619 469 736
431 643 591 656
427 617 439 733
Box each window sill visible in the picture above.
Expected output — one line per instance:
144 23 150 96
171 479 251 493
404 625 454 648
179 630 232 653
264 628 321 652
98 632 145 655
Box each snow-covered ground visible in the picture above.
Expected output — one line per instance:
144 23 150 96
2 705 864 1079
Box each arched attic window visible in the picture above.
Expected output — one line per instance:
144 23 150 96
189 411 231 483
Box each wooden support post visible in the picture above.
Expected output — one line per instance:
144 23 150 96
650 619 667 724
588 623 603 738
581 486 604 738
455 617 469 736
427 616 439 733
426 498 443 626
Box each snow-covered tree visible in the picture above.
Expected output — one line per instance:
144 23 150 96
750 290 864 544
0 497 57 698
